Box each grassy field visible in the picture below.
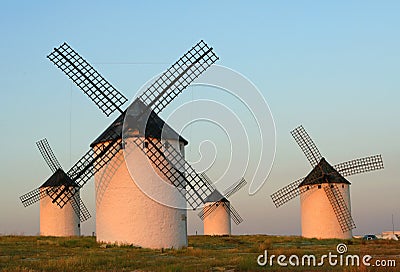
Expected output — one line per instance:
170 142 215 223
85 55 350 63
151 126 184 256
0 235 399 271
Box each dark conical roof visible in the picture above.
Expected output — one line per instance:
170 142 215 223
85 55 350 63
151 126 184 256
204 189 229 203
299 158 351 187
90 100 188 147
40 168 78 188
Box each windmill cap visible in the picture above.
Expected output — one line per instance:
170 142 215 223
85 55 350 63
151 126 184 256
90 99 188 147
40 168 78 188
204 189 229 203
299 157 351 187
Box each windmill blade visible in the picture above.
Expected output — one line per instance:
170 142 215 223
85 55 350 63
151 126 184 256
158 139 216 209
270 178 305 207
48 136 122 208
222 202 243 225
45 184 77 208
20 187 50 207
95 144 127 206
198 202 219 220
291 125 322 167
69 191 91 222
19 166 67 207
128 137 214 209
138 40 218 115
270 174 328 208
197 177 245 221
323 184 356 233
36 138 63 173
47 42 127 117
45 41 218 209
199 172 216 191
20 144 75 207
69 127 122 188
21 186 91 222
223 177 247 198
198 200 243 225
22 140 94 220
334 155 384 178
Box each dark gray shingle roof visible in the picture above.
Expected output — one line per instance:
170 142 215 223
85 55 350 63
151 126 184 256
204 189 229 203
90 100 188 147
299 158 351 187
40 168 78 188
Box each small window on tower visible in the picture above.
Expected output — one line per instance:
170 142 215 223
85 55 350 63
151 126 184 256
318 185 322 189
330 184 334 188
144 141 149 149
342 185 344 188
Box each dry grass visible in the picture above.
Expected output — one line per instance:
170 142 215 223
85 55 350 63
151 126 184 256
0 235 399 271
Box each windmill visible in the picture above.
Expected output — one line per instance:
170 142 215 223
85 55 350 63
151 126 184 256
27 138 91 236
20 40 244 248
271 125 384 239
198 175 247 235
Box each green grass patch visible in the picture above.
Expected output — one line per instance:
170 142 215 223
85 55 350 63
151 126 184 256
0 235 398 271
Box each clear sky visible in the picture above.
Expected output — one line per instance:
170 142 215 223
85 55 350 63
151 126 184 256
0 1 399 236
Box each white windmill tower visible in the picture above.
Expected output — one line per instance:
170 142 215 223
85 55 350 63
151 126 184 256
20 138 91 236
199 176 246 235
39 170 80 236
92 100 189 248
271 125 384 239
41 41 228 248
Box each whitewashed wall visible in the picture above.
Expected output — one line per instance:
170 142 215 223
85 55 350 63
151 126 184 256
203 201 231 235
95 138 188 249
40 187 80 236
301 183 352 239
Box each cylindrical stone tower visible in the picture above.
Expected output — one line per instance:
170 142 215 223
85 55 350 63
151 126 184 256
299 158 353 239
301 183 352 239
93 106 188 249
39 169 80 236
203 199 231 236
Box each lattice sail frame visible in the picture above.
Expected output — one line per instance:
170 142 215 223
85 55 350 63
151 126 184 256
36 138 62 173
224 177 247 198
270 154 384 208
223 203 243 225
270 178 305 208
69 193 91 222
138 40 218 115
21 135 121 219
324 184 356 232
21 139 121 220
95 141 131 206
50 130 122 208
20 138 92 222
199 202 219 220
39 40 220 211
271 125 384 233
127 136 214 209
333 155 384 177
20 188 49 207
291 125 322 167
124 132 245 224
38 139 92 222
199 200 244 225
47 43 128 116
197 177 247 225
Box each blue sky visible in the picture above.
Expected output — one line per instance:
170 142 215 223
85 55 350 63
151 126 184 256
0 1 399 236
